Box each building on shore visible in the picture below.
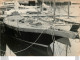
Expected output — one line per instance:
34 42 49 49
0 0 72 6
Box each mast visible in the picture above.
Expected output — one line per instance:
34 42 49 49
14 0 19 10
68 1 70 19
42 0 44 11
53 0 56 56
53 0 56 21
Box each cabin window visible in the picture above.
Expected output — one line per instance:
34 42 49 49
43 8 47 11
11 11 20 15
28 1 35 6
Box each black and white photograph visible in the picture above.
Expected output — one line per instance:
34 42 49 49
0 0 80 56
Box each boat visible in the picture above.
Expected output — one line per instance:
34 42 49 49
3 0 80 56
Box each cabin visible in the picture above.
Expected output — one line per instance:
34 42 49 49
18 0 37 6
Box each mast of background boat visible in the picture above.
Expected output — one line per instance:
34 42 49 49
50 1 51 7
37 0 38 21
53 0 56 56
42 0 44 12
53 0 56 22
68 0 70 19
14 0 19 10
53 0 56 21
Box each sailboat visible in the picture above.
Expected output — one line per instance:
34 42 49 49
3 0 80 56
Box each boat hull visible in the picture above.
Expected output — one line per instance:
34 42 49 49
4 25 53 45
4 24 55 56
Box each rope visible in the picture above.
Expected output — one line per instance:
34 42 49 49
11 36 48 47
13 29 47 54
